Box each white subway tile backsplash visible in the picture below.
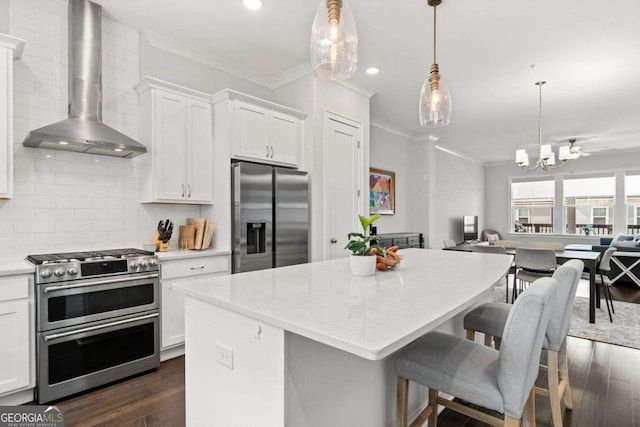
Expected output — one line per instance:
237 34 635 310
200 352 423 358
2 0 203 261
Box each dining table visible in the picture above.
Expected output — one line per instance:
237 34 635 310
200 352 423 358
445 243 603 323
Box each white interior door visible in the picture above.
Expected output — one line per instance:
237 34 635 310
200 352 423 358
324 113 363 260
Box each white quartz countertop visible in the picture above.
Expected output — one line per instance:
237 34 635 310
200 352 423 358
155 249 230 261
174 249 512 360
0 260 34 276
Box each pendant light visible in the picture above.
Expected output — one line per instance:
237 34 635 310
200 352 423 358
310 0 358 81
516 81 576 172
419 0 451 127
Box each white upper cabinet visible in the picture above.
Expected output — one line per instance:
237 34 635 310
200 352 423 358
0 34 25 200
213 89 306 168
135 78 213 204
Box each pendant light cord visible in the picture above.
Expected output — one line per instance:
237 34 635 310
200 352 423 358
433 2 437 64
538 82 543 150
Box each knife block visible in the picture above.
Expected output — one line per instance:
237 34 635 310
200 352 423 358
157 241 170 252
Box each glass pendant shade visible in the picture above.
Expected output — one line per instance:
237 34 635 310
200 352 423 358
419 74 451 127
310 0 358 81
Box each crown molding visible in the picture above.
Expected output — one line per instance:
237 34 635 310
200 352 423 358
269 61 313 89
434 145 485 166
0 33 25 58
335 79 377 99
142 29 273 88
370 117 416 140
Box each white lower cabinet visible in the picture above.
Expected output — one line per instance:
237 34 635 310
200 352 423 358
160 255 230 358
0 272 34 403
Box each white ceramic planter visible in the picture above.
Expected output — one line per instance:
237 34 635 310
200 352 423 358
350 254 376 277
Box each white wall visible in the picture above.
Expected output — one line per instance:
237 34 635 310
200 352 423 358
369 125 428 236
0 0 9 33
430 149 485 248
0 0 201 261
273 76 371 261
484 150 640 246
140 35 273 100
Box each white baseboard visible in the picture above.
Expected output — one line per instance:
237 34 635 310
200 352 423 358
0 388 34 405
160 344 185 361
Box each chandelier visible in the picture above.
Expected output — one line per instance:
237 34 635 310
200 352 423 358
419 0 451 127
310 0 358 81
516 81 575 171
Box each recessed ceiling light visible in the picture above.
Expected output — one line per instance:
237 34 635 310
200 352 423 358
58 141 69 145
366 67 380 75
114 148 123 152
243 0 263 10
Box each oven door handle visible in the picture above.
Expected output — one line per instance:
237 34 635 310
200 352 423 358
42 312 159 342
42 273 159 293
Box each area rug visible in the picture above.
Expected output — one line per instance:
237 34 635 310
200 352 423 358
490 281 640 350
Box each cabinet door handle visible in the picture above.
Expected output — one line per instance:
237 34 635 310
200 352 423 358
187 184 191 198
181 184 185 198
266 145 269 157
190 266 205 270
270 146 274 158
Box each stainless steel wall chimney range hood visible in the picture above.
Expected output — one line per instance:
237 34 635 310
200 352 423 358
23 0 147 158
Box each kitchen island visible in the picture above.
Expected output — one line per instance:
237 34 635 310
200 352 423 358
175 248 512 426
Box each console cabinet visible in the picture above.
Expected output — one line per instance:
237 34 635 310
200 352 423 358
376 232 424 249
135 78 213 204
159 254 230 359
213 89 306 168
0 34 25 199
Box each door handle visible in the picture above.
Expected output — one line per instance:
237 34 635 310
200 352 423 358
181 184 185 198
43 313 159 342
187 184 191 198
270 146 274 158
266 145 269 157
330 238 338 244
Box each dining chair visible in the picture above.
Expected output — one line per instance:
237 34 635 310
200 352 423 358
395 278 557 427
463 260 584 427
513 247 557 301
584 247 617 322
442 239 457 248
471 245 516 303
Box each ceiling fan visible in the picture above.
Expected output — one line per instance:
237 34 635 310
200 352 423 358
567 139 592 157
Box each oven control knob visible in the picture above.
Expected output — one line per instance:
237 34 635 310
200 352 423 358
54 268 66 277
67 266 78 275
40 268 52 278
140 260 149 268
130 261 138 269
149 259 158 267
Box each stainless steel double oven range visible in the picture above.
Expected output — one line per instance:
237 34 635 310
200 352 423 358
27 248 161 403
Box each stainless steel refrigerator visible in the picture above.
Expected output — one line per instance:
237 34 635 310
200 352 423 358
232 162 310 273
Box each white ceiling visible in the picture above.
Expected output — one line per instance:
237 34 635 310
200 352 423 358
95 0 640 163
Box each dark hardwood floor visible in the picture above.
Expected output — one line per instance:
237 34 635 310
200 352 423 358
54 336 640 426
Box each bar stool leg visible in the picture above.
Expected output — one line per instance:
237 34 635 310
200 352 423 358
559 340 573 410
396 376 409 427
428 389 438 427
548 350 563 427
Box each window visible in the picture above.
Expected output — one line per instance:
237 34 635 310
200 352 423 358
511 180 554 233
564 176 615 235
626 173 640 234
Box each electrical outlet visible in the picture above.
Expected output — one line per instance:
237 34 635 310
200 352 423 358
216 343 234 369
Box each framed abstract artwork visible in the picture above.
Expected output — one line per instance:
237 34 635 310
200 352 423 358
369 168 395 215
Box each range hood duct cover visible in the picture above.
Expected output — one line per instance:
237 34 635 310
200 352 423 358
22 0 147 158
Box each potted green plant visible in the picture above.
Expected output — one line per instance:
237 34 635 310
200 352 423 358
581 224 593 236
345 214 385 276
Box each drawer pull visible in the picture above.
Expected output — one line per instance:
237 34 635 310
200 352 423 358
190 266 205 270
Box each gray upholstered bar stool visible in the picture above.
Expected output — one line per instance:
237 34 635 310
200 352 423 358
471 245 516 303
395 278 557 427
513 247 557 301
463 260 584 427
